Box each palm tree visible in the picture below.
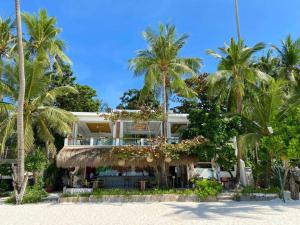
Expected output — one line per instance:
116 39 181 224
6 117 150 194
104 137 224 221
0 17 15 101
0 17 15 59
129 24 201 187
207 38 270 183
14 0 27 204
272 35 300 84
0 59 77 156
129 24 201 138
239 79 287 186
22 9 71 74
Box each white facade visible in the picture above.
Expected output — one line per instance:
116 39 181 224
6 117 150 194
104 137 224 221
64 111 189 147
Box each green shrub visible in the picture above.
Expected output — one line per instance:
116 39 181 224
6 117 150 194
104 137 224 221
5 185 48 204
193 179 222 199
0 180 10 197
62 188 194 198
241 186 280 195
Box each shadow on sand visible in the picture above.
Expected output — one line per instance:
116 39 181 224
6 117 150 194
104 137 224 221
163 200 300 220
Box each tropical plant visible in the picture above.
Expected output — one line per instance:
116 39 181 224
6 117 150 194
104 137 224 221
117 88 159 110
129 24 201 139
239 80 288 186
261 105 300 196
0 17 15 59
272 35 300 84
22 9 71 74
0 60 77 156
193 179 222 199
207 38 270 183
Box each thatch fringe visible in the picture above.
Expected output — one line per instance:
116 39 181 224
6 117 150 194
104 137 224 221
56 147 200 168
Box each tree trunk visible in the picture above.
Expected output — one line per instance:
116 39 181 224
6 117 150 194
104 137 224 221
15 0 27 204
162 71 168 138
235 92 243 185
265 152 272 188
159 160 168 188
234 0 241 42
289 173 299 200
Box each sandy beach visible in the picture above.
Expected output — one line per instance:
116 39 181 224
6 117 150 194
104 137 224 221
1 199 299 225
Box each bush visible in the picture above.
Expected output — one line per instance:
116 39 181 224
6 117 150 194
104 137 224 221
241 186 280 195
193 179 222 199
62 188 194 198
5 185 48 204
0 180 10 197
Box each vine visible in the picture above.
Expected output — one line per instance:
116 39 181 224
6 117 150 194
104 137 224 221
111 136 207 160
99 106 163 122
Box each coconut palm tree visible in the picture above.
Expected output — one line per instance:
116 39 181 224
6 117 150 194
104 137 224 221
129 24 201 187
239 79 287 186
272 35 300 84
0 17 15 102
207 38 270 183
0 59 77 156
129 24 201 138
14 0 27 204
22 9 71 74
0 17 15 59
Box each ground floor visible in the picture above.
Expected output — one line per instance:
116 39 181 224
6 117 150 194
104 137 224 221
1 200 299 225
76 165 190 189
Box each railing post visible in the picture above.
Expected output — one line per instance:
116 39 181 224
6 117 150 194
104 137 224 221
64 138 68 146
90 137 94 146
141 138 144 146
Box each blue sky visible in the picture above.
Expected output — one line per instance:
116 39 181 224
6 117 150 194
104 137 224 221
1 0 300 107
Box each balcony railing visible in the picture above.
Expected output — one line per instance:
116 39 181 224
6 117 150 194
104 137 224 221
64 137 180 147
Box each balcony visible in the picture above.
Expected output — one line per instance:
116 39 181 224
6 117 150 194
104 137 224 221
64 137 180 147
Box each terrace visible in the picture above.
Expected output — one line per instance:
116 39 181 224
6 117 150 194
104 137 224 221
64 111 189 148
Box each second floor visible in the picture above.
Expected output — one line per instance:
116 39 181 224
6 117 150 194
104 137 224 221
64 111 189 148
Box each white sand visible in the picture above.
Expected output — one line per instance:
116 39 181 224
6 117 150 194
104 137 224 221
1 199 299 225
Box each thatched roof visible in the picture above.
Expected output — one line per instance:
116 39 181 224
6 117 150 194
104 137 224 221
56 147 200 168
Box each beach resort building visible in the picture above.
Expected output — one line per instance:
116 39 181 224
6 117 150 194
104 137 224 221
56 110 216 189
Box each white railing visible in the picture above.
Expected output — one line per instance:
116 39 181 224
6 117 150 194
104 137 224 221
64 137 180 147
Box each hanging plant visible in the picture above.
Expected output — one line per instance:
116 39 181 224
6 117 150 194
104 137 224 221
111 136 207 161
117 159 125 166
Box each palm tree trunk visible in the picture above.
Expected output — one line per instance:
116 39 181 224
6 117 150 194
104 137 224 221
234 0 241 42
162 71 168 138
235 92 243 185
14 0 28 204
160 71 168 188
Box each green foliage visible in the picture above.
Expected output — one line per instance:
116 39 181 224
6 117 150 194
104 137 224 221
91 188 193 196
5 185 48 204
241 186 280 195
193 179 222 199
181 108 241 168
0 17 15 58
261 106 300 163
117 88 159 110
22 9 71 74
0 180 10 194
0 60 77 153
207 38 269 113
43 163 60 188
0 164 12 176
56 84 101 112
25 149 48 172
49 63 104 112
63 188 198 198
103 106 163 122
129 23 201 105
